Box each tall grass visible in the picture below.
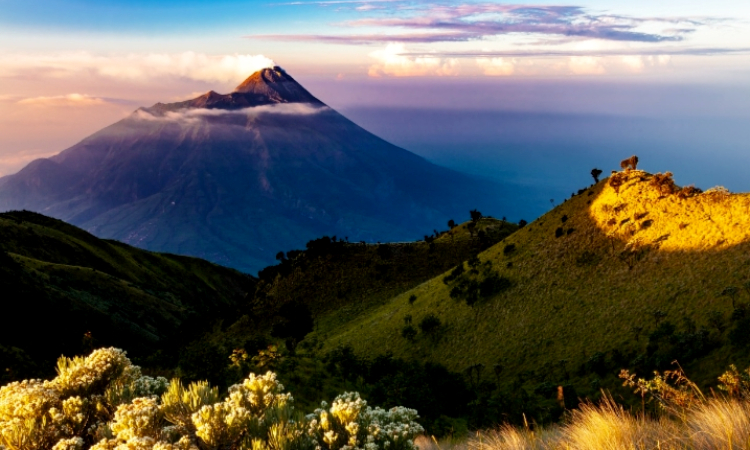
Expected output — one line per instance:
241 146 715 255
468 395 750 450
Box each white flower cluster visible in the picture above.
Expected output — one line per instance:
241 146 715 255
105 364 169 406
0 348 424 450
51 437 84 450
307 392 423 450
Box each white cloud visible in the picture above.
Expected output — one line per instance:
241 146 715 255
568 56 607 75
368 44 459 77
0 52 276 84
134 103 328 125
17 93 108 107
476 57 515 76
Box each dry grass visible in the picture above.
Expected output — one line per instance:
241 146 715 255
467 396 750 450
416 434 470 450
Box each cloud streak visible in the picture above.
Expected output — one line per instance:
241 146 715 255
250 3 706 44
134 103 328 125
0 52 275 84
399 47 750 58
17 93 111 107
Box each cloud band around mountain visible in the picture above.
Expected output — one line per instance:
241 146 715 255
134 103 329 125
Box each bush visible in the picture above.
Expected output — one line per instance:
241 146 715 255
408 294 417 305
479 274 512 299
419 314 442 335
503 244 516 255
650 172 677 196
443 263 465 284
0 348 424 450
555 227 564 238
401 325 417 341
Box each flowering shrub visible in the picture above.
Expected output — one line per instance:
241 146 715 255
0 348 424 450
306 392 423 450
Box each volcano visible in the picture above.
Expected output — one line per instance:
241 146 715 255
0 67 515 273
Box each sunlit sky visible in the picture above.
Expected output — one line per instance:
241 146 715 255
1 0 749 196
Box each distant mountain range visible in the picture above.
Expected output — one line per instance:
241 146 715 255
0 67 517 273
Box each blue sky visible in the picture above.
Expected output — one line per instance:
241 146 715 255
1 0 749 213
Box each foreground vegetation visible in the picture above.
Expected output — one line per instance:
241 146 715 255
0 348 423 450
470 364 750 449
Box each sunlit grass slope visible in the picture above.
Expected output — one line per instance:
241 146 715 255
315 170 750 390
0 210 254 379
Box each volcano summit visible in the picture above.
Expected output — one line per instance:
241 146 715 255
0 67 514 272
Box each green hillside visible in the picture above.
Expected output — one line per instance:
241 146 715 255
0 210 255 381
255 217 517 339
312 169 750 411
0 208 515 414
173 218 517 391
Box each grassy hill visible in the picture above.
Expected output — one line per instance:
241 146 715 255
174 217 517 386
312 170 750 412
254 217 517 338
0 210 255 381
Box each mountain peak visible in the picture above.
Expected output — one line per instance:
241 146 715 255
232 66 322 104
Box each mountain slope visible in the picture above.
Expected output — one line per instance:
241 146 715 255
0 67 515 273
314 169 750 393
0 210 255 380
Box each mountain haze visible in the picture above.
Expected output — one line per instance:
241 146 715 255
0 67 512 272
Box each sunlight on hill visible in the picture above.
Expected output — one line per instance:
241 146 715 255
314 168 750 402
590 170 750 252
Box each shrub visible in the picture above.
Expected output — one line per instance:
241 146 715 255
443 264 465 284
419 314 442 335
620 155 639 171
0 348 424 450
575 251 599 267
479 274 512 299
408 294 417 305
502 244 516 255
650 172 677 196
677 185 702 199
401 325 417 341
555 227 564 238
518 219 527 228
591 168 603 183
609 172 626 193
